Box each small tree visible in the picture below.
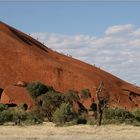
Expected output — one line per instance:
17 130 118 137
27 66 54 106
37 91 64 121
95 81 109 126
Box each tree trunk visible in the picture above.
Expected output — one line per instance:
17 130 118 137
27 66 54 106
96 104 102 126
95 81 104 126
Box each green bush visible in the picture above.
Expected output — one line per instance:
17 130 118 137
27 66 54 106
37 91 64 121
25 110 43 125
102 108 136 124
132 108 140 121
0 109 13 124
0 107 43 125
87 118 96 125
26 81 53 98
77 112 88 124
80 89 91 99
0 103 7 112
65 89 79 104
53 102 78 125
12 109 27 122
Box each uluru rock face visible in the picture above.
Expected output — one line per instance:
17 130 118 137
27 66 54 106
1 85 35 109
0 21 140 109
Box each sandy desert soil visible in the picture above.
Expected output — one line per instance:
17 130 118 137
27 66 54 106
0 122 140 140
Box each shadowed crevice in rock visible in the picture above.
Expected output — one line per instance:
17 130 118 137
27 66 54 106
0 87 3 99
9 27 48 53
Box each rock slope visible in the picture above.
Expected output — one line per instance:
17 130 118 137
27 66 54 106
0 21 140 109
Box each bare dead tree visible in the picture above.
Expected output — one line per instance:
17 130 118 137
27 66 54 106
95 81 109 126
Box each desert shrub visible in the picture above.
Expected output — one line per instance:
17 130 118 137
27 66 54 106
0 109 13 124
25 110 43 125
53 102 78 125
0 103 7 112
26 81 53 98
65 89 79 104
0 109 22 124
77 112 88 124
37 91 64 121
12 109 27 122
0 107 43 125
80 89 91 99
132 108 140 121
102 108 135 124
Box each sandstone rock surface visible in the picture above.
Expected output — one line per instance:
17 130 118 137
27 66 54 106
0 21 140 109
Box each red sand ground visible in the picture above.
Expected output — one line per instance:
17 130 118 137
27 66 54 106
0 21 140 109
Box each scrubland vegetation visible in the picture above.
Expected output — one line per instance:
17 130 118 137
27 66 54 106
0 81 140 127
